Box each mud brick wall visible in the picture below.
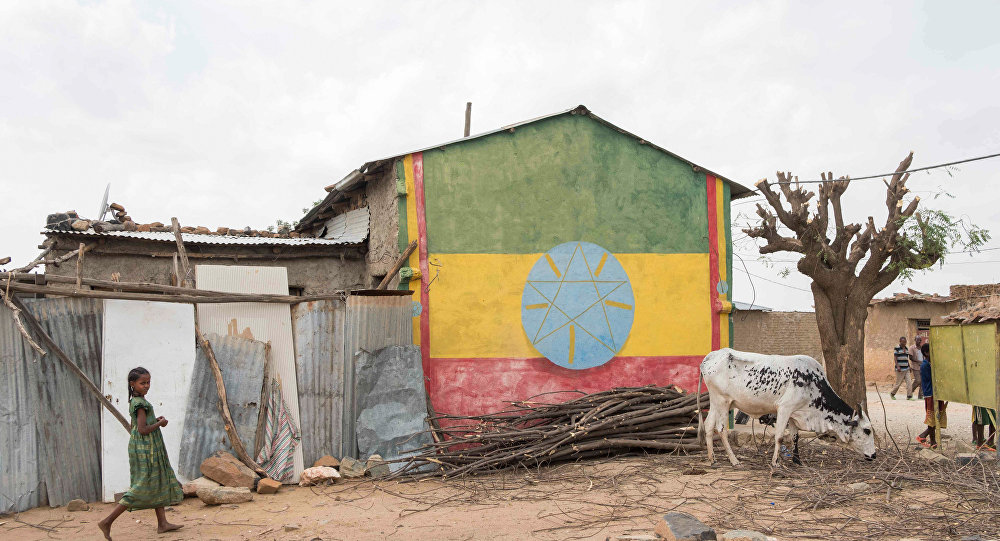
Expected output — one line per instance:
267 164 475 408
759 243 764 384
733 311 824 367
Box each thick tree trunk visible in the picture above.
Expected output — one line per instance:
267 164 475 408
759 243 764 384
813 283 870 411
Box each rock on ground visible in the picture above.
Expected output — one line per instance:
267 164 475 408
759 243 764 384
298 466 341 487
313 455 340 468
182 476 220 497
917 448 950 464
66 499 89 512
366 454 390 478
339 456 366 479
257 478 281 494
848 481 870 494
196 486 254 505
200 451 258 489
654 512 717 541
721 530 768 541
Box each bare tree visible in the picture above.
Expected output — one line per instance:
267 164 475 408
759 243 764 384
745 153 989 407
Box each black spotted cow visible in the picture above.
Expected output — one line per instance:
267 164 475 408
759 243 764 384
698 348 876 467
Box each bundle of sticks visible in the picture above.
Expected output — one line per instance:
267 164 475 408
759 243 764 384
392 385 707 480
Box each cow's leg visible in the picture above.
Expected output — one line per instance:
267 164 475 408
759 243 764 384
704 405 717 465
770 408 792 468
789 425 802 465
720 406 740 466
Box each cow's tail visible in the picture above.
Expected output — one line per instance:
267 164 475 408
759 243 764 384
696 367 705 446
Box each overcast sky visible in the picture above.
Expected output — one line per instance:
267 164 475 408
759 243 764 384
2 1 998 311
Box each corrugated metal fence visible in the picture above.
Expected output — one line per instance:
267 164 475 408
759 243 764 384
342 292 413 458
292 299 346 465
1 298 103 513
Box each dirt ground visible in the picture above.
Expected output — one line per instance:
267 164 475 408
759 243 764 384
2 389 996 541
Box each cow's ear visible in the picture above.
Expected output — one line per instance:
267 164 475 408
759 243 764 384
847 419 859 427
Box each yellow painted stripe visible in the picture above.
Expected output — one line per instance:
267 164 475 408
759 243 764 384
715 177 729 347
403 154 421 346
568 325 575 364
594 253 608 277
544 254 561 277
605 300 633 310
426 253 711 358
525 303 548 310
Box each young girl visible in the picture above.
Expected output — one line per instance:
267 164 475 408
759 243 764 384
98 367 183 539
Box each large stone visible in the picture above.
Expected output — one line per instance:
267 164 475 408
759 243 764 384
66 499 89 512
848 481 870 494
182 476 221 497
200 451 258 489
339 456 366 479
257 478 282 494
721 531 767 541
299 466 341 487
71 219 91 231
917 448 950 464
654 512 717 541
313 455 340 469
196 486 254 505
366 454 390 478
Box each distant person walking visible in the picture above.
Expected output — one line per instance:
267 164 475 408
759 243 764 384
890 336 914 400
909 336 925 399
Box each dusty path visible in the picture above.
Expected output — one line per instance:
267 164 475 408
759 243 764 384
2 388 994 541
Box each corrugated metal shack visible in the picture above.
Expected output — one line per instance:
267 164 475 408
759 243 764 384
0 286 412 513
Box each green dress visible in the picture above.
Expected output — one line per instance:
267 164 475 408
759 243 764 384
119 396 184 511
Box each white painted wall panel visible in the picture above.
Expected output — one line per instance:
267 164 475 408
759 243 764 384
101 301 196 502
194 265 303 481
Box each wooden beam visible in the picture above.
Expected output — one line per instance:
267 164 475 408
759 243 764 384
84 248 363 260
3 281 342 304
376 240 418 290
75 242 85 290
464 102 472 137
6 293 131 432
171 217 192 287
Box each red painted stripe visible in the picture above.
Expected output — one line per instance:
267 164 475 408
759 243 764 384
427 355 703 417
413 153 431 377
706 174 720 351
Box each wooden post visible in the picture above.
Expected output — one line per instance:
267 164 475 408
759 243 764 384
171 217 192 287
464 102 472 137
995 322 999 468
7 293 131 432
933 398 941 448
75 242 85 290
196 326 267 477
376 240 418 290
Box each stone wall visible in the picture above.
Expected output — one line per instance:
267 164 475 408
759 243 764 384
733 311 824 365
364 163 401 281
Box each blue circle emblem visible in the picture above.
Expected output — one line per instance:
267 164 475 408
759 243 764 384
521 241 634 370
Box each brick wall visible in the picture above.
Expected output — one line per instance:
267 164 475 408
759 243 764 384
733 311 824 365
950 283 1000 310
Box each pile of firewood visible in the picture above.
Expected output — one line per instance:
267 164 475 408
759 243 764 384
391 386 706 480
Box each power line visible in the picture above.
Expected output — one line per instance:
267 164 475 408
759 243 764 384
733 266 812 292
770 151 1000 185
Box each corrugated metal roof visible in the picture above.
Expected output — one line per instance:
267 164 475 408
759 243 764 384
342 293 414 458
319 206 370 244
291 299 346 465
0 298 103 512
733 301 772 312
43 226 365 246
298 105 754 230
177 333 269 480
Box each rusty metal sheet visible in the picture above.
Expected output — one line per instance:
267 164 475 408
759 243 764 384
177 333 269 480
342 293 413 458
1 298 103 512
291 299 346 466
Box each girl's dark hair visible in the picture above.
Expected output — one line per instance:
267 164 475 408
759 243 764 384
127 367 150 401
921 342 930 360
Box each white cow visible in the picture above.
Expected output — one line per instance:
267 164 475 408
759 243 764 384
698 348 877 467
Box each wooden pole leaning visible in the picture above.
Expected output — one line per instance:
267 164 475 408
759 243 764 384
376 240 418 290
6 293 131 432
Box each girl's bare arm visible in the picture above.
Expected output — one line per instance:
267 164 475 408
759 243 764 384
135 407 165 435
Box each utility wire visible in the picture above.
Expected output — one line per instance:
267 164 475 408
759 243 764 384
733 266 812 292
769 151 1000 185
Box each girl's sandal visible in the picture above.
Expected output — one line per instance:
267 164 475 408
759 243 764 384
919 441 937 449
916 436 927 443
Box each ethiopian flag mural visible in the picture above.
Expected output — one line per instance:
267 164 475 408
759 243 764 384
394 108 743 417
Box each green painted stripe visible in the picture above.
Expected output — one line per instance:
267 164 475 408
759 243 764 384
723 182 734 347
421 114 709 254
396 159 412 291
